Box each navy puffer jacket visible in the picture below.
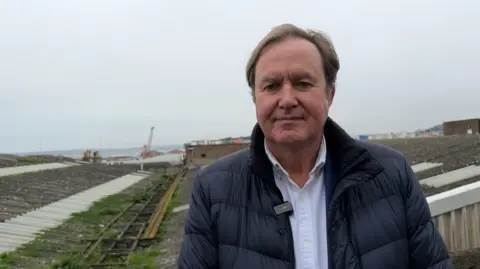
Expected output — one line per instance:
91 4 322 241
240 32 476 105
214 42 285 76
179 118 453 269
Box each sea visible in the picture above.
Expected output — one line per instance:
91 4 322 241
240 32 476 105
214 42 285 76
16 145 185 163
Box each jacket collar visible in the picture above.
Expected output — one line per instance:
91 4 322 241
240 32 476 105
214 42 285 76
249 118 383 189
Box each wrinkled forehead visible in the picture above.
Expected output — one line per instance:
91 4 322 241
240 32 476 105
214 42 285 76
257 67 318 84
254 39 324 86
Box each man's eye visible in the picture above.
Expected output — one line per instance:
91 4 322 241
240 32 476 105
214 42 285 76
264 84 277 91
297 81 312 89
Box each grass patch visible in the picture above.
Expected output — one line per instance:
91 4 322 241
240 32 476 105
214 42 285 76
0 173 177 269
37 257 87 269
0 253 17 269
129 248 165 269
17 156 44 165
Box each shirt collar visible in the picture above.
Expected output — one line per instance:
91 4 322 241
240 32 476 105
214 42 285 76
264 136 327 177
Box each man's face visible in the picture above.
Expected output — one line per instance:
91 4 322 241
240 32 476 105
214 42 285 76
254 37 335 145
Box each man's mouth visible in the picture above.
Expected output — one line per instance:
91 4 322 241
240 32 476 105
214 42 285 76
276 117 303 121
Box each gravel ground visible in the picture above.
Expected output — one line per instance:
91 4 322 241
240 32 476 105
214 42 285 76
0 164 137 222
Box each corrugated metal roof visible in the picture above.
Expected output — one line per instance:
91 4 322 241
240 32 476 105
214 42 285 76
0 172 149 253
0 162 80 177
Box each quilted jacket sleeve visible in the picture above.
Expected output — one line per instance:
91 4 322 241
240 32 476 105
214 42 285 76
403 159 453 269
178 172 218 269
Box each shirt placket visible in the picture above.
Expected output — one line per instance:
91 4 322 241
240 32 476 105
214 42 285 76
297 177 315 269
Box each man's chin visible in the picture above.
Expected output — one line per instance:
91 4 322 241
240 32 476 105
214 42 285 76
271 133 308 145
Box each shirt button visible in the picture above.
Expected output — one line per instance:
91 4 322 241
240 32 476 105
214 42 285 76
304 241 309 247
299 196 304 201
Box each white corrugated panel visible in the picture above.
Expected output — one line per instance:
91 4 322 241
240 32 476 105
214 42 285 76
0 172 149 254
427 180 480 216
62 161 81 166
123 154 183 164
0 163 76 177
172 204 189 213
411 162 443 173
420 165 480 188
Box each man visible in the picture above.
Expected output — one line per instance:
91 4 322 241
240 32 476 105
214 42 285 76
178 24 453 269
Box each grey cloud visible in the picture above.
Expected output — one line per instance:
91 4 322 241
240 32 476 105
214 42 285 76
1 0 479 152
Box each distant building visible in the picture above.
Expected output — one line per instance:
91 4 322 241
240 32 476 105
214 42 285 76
184 143 249 166
168 149 185 154
443 118 480 135
358 135 369 140
185 137 250 147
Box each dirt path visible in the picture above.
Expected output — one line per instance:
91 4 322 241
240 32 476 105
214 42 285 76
155 168 198 269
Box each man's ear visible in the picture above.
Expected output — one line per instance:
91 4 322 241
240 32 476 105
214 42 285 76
328 87 335 107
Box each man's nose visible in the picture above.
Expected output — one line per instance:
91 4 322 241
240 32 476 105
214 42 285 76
278 83 299 109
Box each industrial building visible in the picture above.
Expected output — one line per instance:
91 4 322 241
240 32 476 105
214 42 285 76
443 118 480 136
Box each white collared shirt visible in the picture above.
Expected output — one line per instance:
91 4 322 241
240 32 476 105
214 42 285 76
265 138 328 269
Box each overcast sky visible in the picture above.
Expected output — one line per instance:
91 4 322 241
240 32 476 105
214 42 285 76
1 0 479 153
